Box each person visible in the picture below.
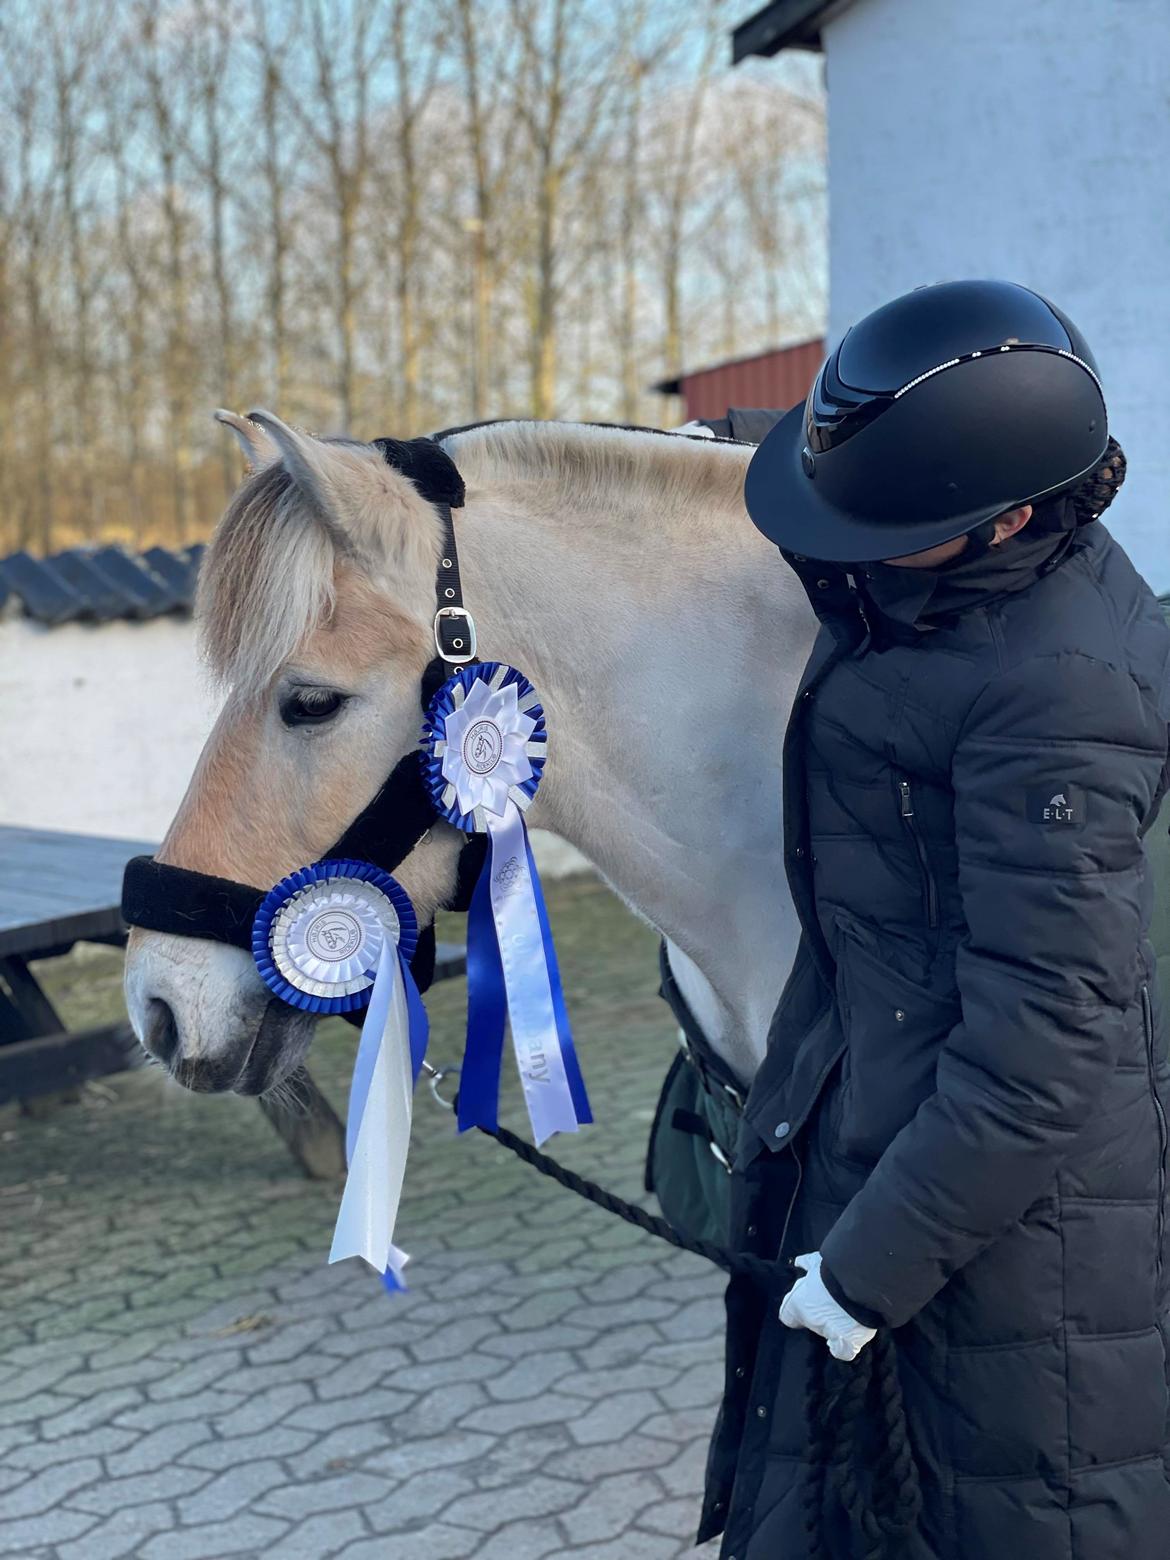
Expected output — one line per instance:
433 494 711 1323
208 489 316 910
694 280 1170 1560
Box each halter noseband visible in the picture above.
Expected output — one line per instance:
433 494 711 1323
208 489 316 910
120 437 487 988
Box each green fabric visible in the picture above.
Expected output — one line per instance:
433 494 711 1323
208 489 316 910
644 1051 738 1249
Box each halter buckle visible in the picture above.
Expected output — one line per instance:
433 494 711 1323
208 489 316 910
433 606 478 665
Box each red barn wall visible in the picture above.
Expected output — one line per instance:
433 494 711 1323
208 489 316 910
676 339 825 421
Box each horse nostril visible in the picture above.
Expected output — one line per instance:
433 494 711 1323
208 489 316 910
144 998 179 1066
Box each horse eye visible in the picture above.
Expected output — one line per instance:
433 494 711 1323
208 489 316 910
280 687 348 727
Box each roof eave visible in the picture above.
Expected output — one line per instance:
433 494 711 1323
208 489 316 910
732 0 855 62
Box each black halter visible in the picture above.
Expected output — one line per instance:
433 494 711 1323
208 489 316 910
120 437 487 990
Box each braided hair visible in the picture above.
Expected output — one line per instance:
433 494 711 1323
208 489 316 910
1069 436 1126 526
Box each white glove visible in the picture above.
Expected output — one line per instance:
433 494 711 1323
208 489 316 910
778 1251 877 1363
673 420 716 438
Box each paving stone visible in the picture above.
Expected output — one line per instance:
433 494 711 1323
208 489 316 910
284 1387 414 1433
176 1458 289 1523
0 881 728 1560
262 1509 368 1559
483 1349 579 1403
565 1390 663 1446
255 1470 396 1521
209 1383 314 1438
5 1424 137 1472
388 1379 488 1438
144 1350 244 1401
70 1463 212 1515
560 1432 681 1482
439 1473 583 1531
460 1390 586 1436
657 1359 722 1412
106 1419 214 1477
180 1425 317 1472
390 1352 502 1393
334 1524 477 1560
111 1387 243 1433
363 1427 495 1481
560 1361 680 1401
638 1492 703 1540
56 1500 175 1560
0 1355 86 1405
470 1424 574 1489
462 1518 564 1560
242 1318 332 1366
560 1470 669 1545
283 1422 393 1480
565 1534 681 1560
139 1513 289 1558
0 1506 97 1554
362 1466 479 1531
654 1437 712 1499
0 1457 103 1520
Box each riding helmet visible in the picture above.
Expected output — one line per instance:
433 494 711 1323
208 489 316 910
744 279 1109 564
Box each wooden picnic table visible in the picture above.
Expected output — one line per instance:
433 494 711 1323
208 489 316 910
0 825 466 1178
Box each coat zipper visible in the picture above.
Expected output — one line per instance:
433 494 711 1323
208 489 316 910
1143 983 1166 1280
898 778 940 929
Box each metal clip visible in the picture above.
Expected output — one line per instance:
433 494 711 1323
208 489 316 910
433 607 478 665
421 1060 459 1112
708 1139 732 1174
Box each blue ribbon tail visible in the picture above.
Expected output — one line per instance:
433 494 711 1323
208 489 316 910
401 956 430 1085
523 832 592 1126
459 845 508 1133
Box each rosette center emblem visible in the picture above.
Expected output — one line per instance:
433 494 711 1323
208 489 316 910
305 910 364 962
464 718 504 775
440 677 537 818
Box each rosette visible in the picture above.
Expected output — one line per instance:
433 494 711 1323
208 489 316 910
422 663 591 1146
252 860 428 1290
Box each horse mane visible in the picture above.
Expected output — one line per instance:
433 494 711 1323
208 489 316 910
197 421 754 695
441 421 752 529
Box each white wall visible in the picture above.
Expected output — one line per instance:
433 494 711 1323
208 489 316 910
0 616 218 840
822 0 1170 589
0 615 588 876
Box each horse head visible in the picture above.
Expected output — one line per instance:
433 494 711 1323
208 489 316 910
124 410 467 1095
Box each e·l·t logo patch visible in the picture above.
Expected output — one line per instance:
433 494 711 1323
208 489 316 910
1027 784 1085 827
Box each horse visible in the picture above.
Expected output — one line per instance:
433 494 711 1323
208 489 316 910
123 410 816 1098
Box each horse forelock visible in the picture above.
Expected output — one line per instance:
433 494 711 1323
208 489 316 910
196 460 339 697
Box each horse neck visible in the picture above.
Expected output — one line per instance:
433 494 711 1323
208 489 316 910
451 469 814 1079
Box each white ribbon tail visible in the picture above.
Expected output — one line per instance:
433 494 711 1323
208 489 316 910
329 942 414 1275
487 799 578 1145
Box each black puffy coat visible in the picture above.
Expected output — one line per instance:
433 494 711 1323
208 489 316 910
701 506 1170 1559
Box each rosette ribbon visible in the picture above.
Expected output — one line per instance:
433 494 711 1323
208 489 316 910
422 663 591 1145
252 860 428 1292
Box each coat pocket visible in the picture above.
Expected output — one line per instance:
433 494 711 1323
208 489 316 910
832 916 961 1166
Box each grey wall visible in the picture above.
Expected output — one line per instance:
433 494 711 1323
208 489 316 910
823 0 1169 587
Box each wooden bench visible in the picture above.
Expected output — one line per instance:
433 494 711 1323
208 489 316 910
0 826 465 1177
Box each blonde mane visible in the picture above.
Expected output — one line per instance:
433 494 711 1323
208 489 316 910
442 421 752 530
197 421 754 696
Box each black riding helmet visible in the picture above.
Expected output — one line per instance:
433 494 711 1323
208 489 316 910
744 279 1109 564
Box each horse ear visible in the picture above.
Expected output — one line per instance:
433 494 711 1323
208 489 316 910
243 409 341 522
245 408 440 578
214 409 280 469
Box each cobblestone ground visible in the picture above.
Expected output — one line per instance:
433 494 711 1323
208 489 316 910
0 876 725 1559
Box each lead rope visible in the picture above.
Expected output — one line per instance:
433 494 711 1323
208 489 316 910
420 1064 922 1557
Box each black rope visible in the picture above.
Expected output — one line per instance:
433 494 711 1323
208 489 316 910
478 1122 782 1287
476 1120 923 1558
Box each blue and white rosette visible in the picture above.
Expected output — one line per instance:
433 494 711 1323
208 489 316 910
253 860 428 1291
421 663 591 1145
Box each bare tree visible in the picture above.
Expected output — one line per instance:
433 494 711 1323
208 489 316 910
0 0 827 555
